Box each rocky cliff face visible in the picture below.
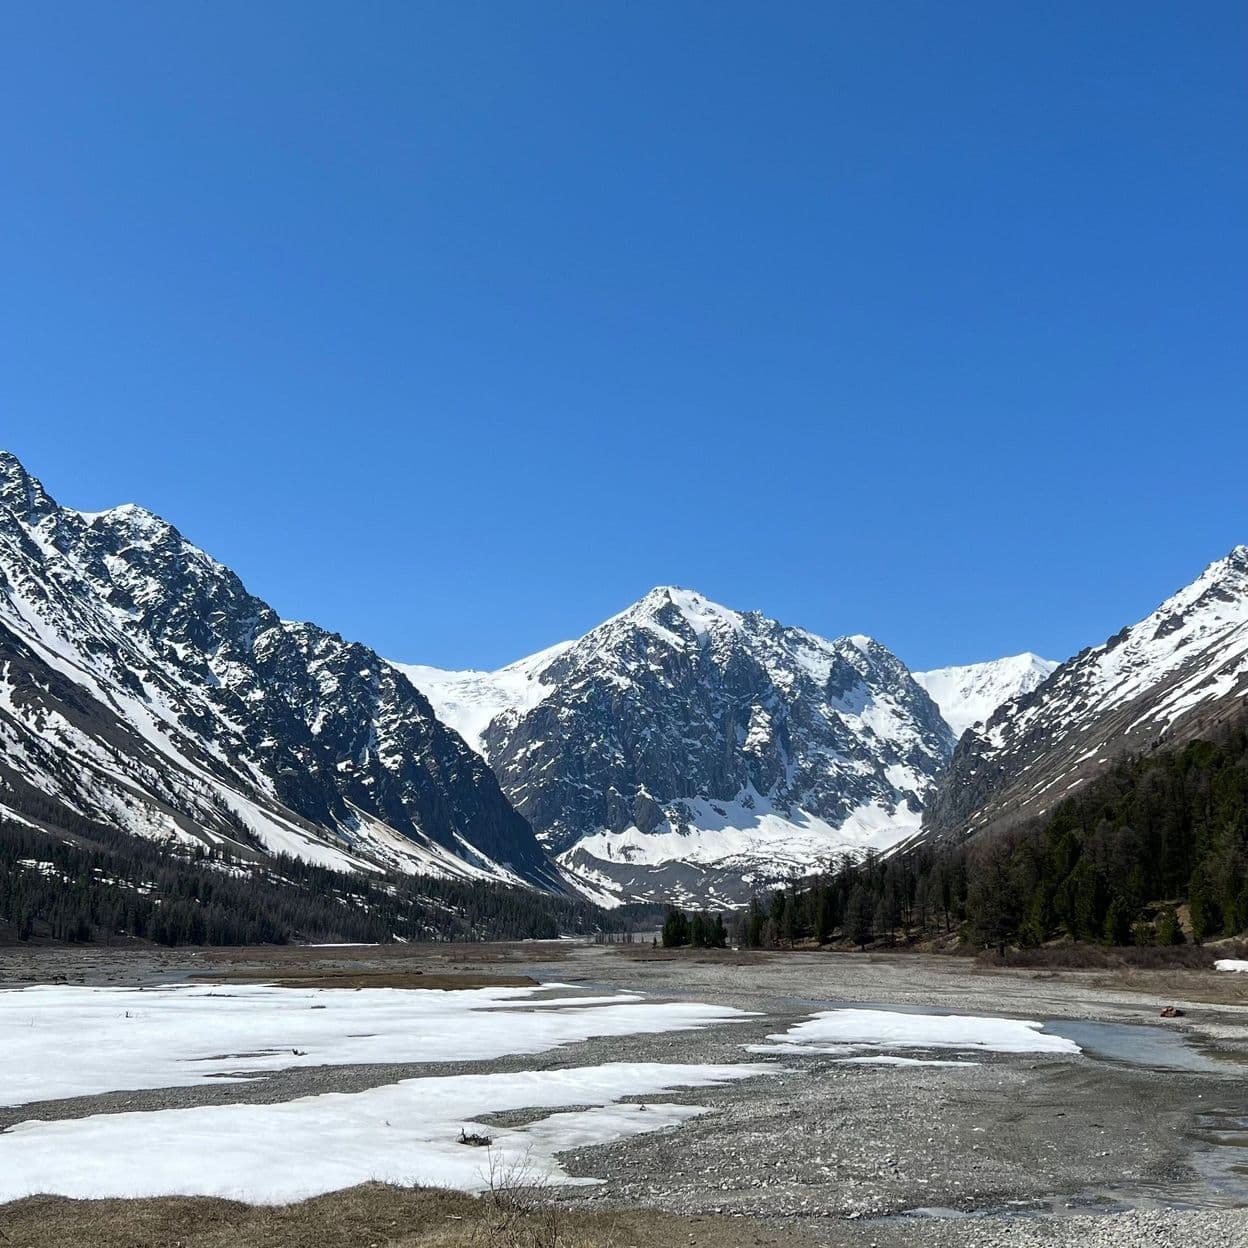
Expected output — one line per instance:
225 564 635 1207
0 451 557 888
406 587 955 905
923 547 1248 843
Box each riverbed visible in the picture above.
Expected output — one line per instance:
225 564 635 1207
2 941 1247 1246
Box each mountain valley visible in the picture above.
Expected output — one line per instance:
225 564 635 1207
1 449 1245 927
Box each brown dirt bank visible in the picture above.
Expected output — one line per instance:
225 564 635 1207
3 1184 1244 1248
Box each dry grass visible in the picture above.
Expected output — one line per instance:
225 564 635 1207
0 1185 599 1248
0 1183 819 1248
968 939 1248 1005
202 969 538 991
193 942 573 970
976 943 1232 971
608 945 773 967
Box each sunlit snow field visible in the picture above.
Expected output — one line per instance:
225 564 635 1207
0 982 749 1104
0 981 1082 1205
0 982 765 1203
746 1007 1080 1058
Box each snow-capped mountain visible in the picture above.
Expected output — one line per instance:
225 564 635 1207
924 547 1248 842
404 588 955 906
914 653 1059 740
0 451 557 889
391 642 574 756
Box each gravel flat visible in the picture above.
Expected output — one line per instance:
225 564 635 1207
3 940 1248 1246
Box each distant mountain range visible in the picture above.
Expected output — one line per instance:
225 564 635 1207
2 449 1243 923
398 592 1051 906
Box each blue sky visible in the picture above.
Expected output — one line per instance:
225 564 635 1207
2 3 1245 671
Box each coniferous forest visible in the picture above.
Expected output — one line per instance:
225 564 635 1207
0 797 636 947
6 709 1246 951
729 710 1248 955
660 906 728 948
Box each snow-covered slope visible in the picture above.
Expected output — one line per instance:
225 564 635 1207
914 653 1059 739
924 547 1248 842
392 642 573 755
0 451 558 889
431 587 956 906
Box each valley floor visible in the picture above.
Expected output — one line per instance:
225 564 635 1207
3 942 1248 1247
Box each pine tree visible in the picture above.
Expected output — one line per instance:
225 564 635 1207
1102 895 1131 945
967 836 1021 955
846 884 872 950
661 906 690 948
781 890 800 947
744 897 765 948
1188 866 1220 944
815 889 834 944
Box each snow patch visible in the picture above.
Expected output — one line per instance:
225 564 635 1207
760 1008 1080 1055
390 641 573 755
914 653 1059 739
0 1062 766 1204
0 983 753 1107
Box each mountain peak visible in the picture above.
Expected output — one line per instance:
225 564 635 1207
0 450 184 553
614 586 745 645
637 585 726 612
0 449 55 520
1134 545 1248 640
87 501 177 540
914 652 1060 739
472 585 955 904
925 546 1248 843
1211 544 1248 580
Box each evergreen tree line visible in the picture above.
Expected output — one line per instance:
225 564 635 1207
0 798 637 946
661 906 728 948
735 711 1248 953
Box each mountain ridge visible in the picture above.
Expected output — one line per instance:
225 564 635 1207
923 545 1248 844
398 590 1071 906
9 449 1241 922
0 451 558 892
404 586 956 906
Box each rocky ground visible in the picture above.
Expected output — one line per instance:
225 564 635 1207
3 941 1248 1246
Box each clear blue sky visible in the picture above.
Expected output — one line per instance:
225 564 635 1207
2 3 1245 672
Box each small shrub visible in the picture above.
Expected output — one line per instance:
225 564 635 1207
976 943 1219 970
